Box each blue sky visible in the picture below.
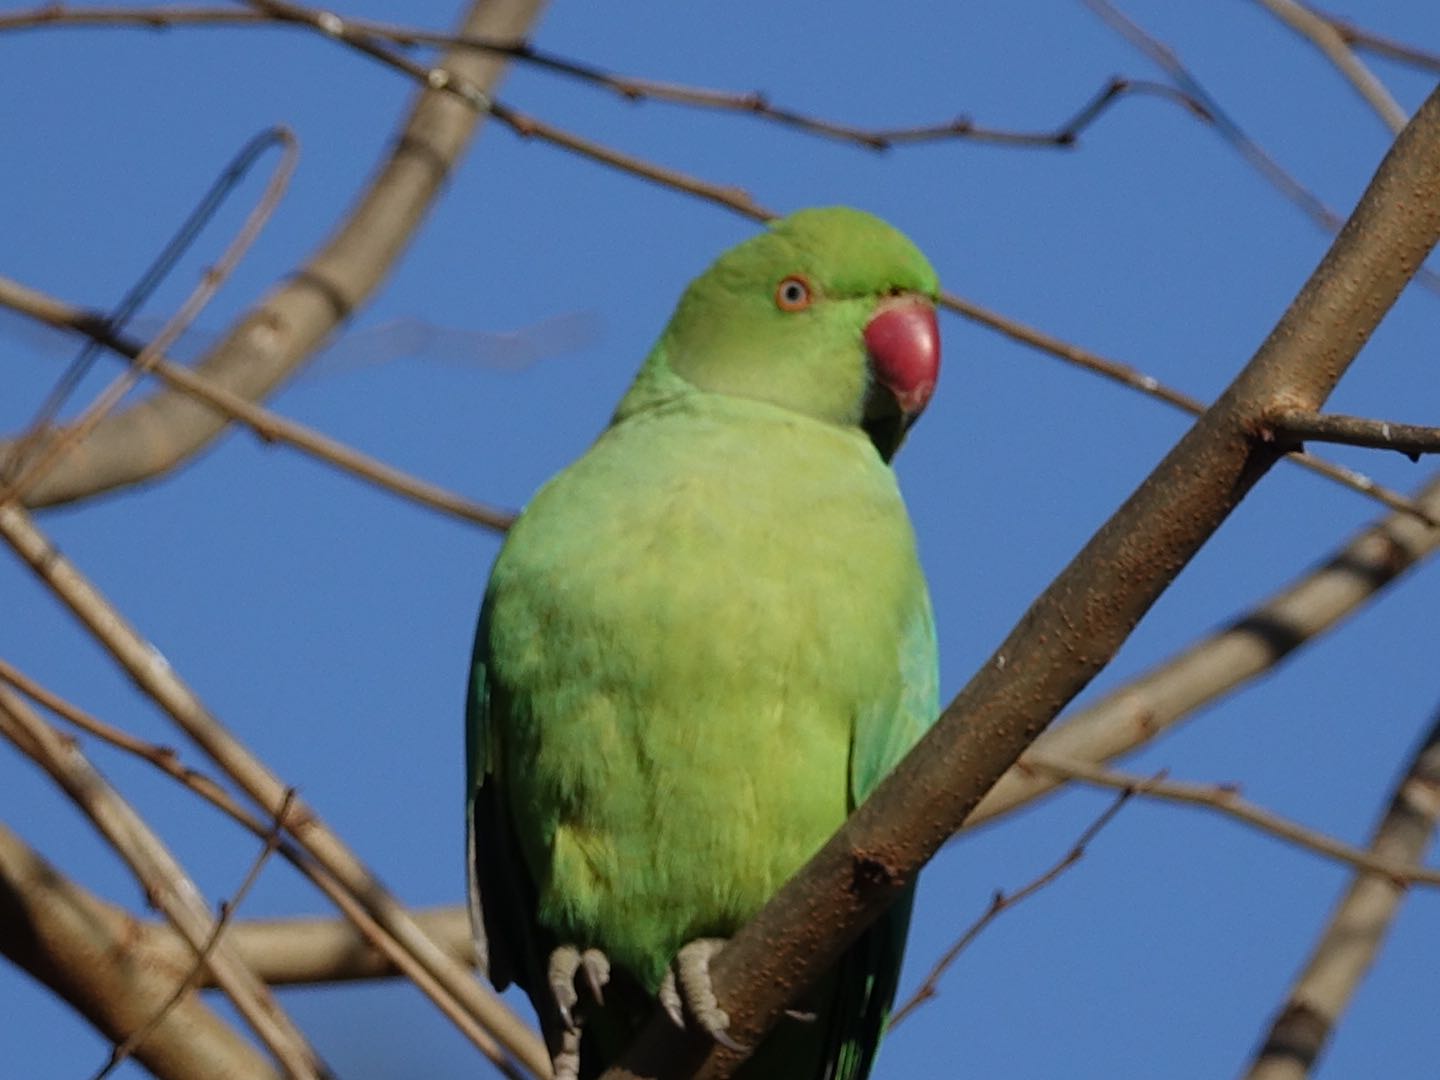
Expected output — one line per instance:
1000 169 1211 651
4 3 1440 1077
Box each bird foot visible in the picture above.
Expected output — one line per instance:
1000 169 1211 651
546 946 611 1079
552 1024 581 1080
659 938 749 1052
548 945 612 1030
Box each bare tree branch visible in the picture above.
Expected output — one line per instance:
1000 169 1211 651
0 655 536 1076
1081 0 1440 297
1252 0 1407 133
0 5 1214 151
1027 752 1440 886
1 847 475 986
1082 0 1343 232
0 501 549 1076
0 686 328 1079
942 291 1436 526
1243 705 1440 1080
188 907 477 987
0 275 515 531
1319 7 1440 76
94 792 296 1080
972 470 1440 825
1 0 546 509
6 6 1431 530
2 128 297 505
0 822 282 1080
889 784 1138 1028
356 29 1440 529
1266 409 1440 460
601 81 1440 1080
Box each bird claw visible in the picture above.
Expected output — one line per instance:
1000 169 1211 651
659 938 749 1052
547 946 612 1031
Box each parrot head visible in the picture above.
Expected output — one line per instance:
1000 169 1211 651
620 207 941 461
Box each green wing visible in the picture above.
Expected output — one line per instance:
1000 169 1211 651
465 596 548 1002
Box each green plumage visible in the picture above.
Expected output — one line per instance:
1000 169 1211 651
468 208 940 1078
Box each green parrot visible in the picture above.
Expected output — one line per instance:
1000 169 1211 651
467 207 941 1079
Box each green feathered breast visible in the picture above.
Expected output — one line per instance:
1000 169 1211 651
467 207 940 1079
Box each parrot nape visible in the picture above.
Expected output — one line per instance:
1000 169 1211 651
467 207 941 1079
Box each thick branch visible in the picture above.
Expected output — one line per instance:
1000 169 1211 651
0 275 515 531
0 838 476 986
2 0 545 508
0 822 279 1080
0 687 326 1078
1267 409 1440 460
1243 706 1440 1080
603 83 1440 1080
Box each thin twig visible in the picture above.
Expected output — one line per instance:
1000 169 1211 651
0 128 298 505
2 128 290 491
889 783 1138 1029
0 5 1211 152
1251 0 1407 133
0 685 329 1080
94 790 298 1080
1266 409 1440 461
971 471 1440 826
0 274 515 531
943 291 1437 527
1082 0 1338 229
1243 705 1440 1080
0 655 282 828
582 74 1202 150
1025 752 1440 887
1080 0 1440 296
1319 7 1440 76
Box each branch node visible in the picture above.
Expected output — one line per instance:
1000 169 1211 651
847 851 900 895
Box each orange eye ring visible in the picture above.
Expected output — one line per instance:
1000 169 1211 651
775 274 814 312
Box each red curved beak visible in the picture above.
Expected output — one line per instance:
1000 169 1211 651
863 298 940 418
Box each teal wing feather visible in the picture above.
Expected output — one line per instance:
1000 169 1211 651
851 591 939 805
823 587 938 1080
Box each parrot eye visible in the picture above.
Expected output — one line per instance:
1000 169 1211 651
775 275 813 312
